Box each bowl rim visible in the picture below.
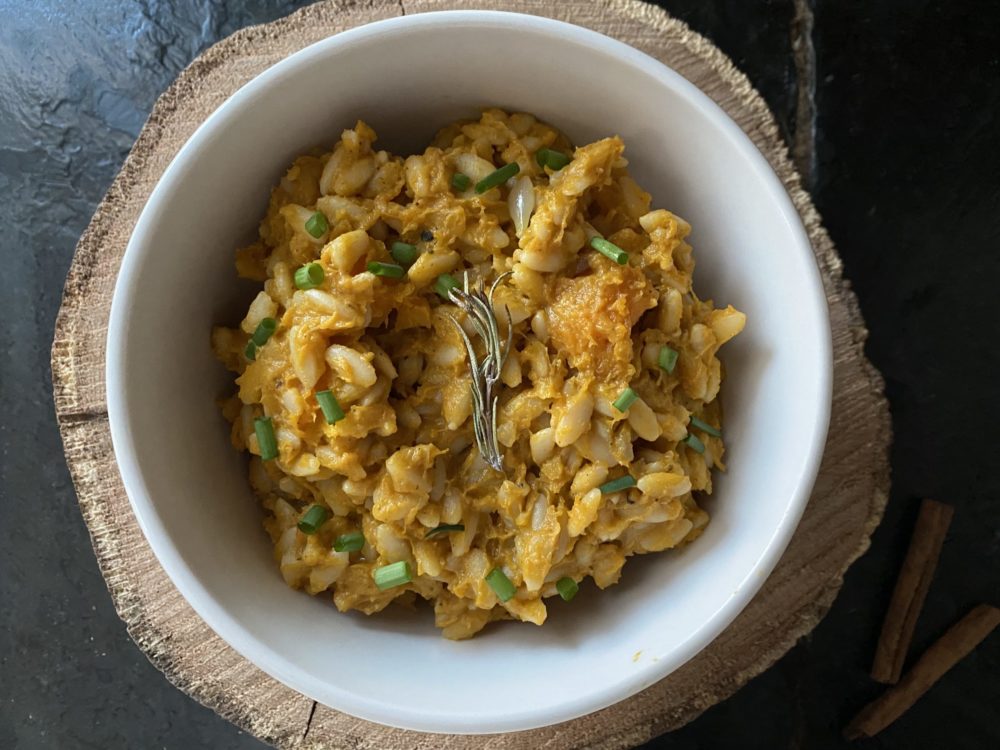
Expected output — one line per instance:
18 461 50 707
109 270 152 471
106 9 833 734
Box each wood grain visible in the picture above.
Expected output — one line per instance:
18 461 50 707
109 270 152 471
50 1 892 748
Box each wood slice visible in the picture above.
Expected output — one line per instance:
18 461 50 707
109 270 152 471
50 1 891 747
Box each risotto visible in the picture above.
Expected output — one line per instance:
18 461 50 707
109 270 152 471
212 109 745 639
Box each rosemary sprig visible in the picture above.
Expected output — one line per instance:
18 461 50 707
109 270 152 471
445 271 512 472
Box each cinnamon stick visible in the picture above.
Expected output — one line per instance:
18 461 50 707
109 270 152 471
845 604 1000 739
871 498 954 683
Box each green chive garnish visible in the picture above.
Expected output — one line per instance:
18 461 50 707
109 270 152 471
683 433 706 454
475 162 520 194
245 319 276 361
425 523 465 539
590 237 629 265
434 273 459 300
389 241 419 267
367 261 406 279
373 560 412 590
254 417 278 461
451 173 471 191
297 504 330 535
535 147 571 171
689 416 722 438
599 475 637 494
556 577 579 601
315 390 345 424
485 567 516 602
304 211 328 238
658 346 678 374
612 387 638 412
294 262 324 289
333 531 365 553
251 317 277 346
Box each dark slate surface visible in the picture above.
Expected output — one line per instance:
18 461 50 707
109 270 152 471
0 1 996 748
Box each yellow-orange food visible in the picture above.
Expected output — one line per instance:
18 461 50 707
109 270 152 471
212 109 745 639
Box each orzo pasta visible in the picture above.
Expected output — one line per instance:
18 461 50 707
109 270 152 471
212 109 745 639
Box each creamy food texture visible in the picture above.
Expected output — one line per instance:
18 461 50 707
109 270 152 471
212 109 745 639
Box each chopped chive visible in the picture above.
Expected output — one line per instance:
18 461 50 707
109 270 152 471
253 417 278 461
297 504 330 535
294 262 325 289
485 567 516 602
475 162 520 194
599 475 637 494
612 387 638 412
251 317 277 347
556 577 579 601
590 236 629 265
333 531 365 553
682 433 706 454
425 523 465 539
367 261 406 279
689 416 722 438
658 345 679 374
315 390 345 424
244 340 257 361
389 241 419 267
535 147 571 171
451 172 471 191
373 560 412 590
434 273 459 300
304 211 328 238
420 230 434 242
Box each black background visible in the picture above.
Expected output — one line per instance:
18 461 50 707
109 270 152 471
1 1 997 748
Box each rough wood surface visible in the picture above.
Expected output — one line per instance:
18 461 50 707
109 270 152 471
50 1 892 747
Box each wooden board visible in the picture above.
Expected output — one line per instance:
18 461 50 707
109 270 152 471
50 1 891 747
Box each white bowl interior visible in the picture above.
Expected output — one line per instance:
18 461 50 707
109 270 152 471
108 12 830 734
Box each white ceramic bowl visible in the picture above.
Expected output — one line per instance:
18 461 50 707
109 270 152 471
107 10 831 734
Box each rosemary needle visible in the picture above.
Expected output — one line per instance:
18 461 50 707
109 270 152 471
443 272 513 472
